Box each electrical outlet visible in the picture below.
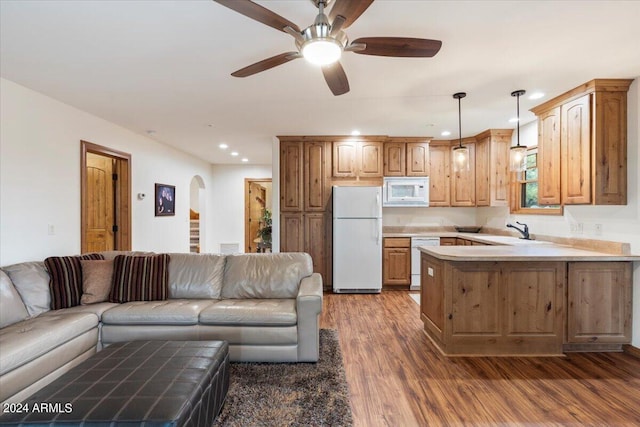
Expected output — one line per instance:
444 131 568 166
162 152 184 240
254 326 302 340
48 224 55 235
594 224 603 236
577 223 584 234
570 223 577 233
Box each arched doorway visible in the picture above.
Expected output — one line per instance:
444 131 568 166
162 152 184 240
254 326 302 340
189 175 206 253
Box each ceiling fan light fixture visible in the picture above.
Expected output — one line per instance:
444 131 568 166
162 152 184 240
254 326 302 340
301 38 342 65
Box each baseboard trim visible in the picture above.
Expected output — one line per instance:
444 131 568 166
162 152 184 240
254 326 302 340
623 344 640 359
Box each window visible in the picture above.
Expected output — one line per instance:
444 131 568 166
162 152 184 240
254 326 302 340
510 147 562 215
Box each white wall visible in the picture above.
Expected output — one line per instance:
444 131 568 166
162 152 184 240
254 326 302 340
209 164 272 253
382 207 477 227
0 78 215 264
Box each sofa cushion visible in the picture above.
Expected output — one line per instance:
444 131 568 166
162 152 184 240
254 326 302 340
168 253 225 299
221 253 313 299
0 312 98 375
0 270 29 328
199 299 297 326
80 259 114 305
1 262 51 317
102 299 214 325
109 254 170 303
42 302 120 321
44 254 105 310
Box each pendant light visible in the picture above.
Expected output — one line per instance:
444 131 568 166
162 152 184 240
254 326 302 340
509 89 527 172
452 92 469 172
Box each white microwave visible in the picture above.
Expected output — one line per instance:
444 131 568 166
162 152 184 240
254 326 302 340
383 177 430 207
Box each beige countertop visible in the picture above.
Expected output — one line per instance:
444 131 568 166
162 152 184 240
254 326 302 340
383 232 553 246
418 244 640 262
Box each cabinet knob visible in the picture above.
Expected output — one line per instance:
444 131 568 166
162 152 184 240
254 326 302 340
448 313 453 320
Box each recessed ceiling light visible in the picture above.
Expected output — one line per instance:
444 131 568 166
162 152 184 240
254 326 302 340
441 131 451 136
230 151 239 156
509 117 519 123
529 92 545 100
241 158 249 162
351 130 361 136
219 143 228 149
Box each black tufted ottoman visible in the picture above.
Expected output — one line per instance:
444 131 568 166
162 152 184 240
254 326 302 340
0 341 229 426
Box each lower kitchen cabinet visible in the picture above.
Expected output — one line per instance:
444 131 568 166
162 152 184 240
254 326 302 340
440 237 457 246
566 262 632 350
383 237 411 287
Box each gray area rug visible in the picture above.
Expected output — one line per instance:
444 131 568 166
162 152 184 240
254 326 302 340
213 329 353 427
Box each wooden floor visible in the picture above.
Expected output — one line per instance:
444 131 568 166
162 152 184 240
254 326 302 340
319 291 640 427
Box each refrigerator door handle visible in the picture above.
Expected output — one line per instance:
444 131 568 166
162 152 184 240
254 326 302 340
376 218 381 246
376 192 381 214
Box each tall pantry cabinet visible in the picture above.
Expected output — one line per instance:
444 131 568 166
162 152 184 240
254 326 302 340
279 138 332 287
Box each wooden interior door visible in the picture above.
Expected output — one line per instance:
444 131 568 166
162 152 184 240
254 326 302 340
81 141 131 253
85 153 116 252
245 179 271 253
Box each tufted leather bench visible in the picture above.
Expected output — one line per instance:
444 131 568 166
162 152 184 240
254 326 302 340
0 340 229 426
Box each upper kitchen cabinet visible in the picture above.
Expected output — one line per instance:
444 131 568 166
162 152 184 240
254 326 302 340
536 106 562 205
475 129 512 207
450 139 476 207
531 79 632 205
304 141 331 211
384 138 430 177
428 142 451 206
279 140 304 212
332 138 384 180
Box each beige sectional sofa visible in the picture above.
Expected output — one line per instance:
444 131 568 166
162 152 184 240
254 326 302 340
0 252 323 405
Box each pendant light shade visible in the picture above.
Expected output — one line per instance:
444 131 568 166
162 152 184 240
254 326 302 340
452 92 469 172
509 89 527 172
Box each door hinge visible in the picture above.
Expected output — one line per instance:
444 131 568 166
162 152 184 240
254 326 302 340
112 225 119 232
112 173 118 181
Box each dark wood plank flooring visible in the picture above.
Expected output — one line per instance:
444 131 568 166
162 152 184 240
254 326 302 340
319 291 640 427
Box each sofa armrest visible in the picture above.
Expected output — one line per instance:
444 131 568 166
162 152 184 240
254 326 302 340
296 273 323 362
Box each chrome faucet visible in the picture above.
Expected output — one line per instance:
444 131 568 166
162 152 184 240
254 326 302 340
507 221 531 240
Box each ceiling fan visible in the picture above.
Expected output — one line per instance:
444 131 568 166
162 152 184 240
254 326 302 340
214 0 442 96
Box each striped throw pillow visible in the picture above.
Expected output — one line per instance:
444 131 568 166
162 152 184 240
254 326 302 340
109 254 170 303
44 253 105 310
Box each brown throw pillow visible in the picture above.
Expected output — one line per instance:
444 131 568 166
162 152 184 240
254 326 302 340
80 259 114 305
109 254 170 303
44 253 105 309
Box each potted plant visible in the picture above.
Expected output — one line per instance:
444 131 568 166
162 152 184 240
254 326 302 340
257 208 272 245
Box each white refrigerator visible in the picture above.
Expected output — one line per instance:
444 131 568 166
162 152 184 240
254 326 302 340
332 186 382 293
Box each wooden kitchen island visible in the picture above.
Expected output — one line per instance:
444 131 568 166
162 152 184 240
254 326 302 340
419 244 639 356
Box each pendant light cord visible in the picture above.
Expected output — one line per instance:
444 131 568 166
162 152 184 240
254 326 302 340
458 96 462 149
516 92 520 148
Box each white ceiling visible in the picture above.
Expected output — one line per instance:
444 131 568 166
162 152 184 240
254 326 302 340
2 0 640 165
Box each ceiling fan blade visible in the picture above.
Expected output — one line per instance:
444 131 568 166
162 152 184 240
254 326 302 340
214 0 300 33
322 62 350 96
328 0 374 29
231 52 300 78
351 37 442 57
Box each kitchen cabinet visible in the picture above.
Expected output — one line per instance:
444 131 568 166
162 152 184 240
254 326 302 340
475 130 512 207
280 141 303 212
421 253 566 355
537 106 561 205
383 237 411 286
531 79 632 205
384 139 430 177
566 262 632 349
333 139 383 179
450 141 476 207
456 238 473 246
428 142 451 206
279 138 331 287
440 237 457 246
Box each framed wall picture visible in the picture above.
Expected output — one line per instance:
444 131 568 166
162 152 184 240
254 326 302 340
155 183 175 216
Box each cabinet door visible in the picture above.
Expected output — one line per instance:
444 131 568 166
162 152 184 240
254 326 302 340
382 247 411 285
490 134 511 206
280 213 304 252
280 141 304 212
567 262 631 344
561 94 592 204
304 142 329 211
428 144 451 206
406 142 430 176
383 142 406 176
593 91 627 205
421 254 445 341
332 141 357 178
304 213 327 279
439 237 457 246
475 137 490 206
451 143 476 206
537 107 561 205
359 140 383 178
